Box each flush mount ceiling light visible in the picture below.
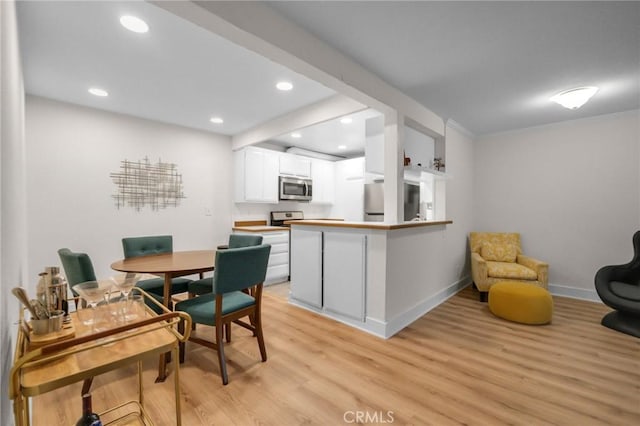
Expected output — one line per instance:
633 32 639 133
276 81 293 91
209 117 224 124
291 132 302 138
88 87 108 97
120 15 149 33
340 117 353 124
338 145 347 150
550 86 598 109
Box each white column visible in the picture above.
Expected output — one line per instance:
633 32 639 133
383 111 404 223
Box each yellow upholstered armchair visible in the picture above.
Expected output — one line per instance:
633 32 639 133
469 232 548 301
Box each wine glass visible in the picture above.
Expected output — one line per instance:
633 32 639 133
72 280 114 330
109 273 141 321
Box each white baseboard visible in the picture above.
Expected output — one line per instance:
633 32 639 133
548 283 602 303
382 275 472 339
289 297 388 339
288 278 602 340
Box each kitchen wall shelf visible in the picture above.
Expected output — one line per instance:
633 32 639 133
404 165 449 180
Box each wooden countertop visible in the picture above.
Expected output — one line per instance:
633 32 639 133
284 219 452 230
232 220 288 233
232 225 289 232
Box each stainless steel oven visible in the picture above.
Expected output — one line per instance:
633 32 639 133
279 176 312 201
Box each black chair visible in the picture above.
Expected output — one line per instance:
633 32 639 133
595 230 640 338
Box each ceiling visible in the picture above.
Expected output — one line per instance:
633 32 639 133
16 1 335 136
17 1 639 155
269 1 640 136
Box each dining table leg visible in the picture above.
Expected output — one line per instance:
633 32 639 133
155 273 173 383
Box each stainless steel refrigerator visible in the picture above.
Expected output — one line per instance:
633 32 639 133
364 182 420 222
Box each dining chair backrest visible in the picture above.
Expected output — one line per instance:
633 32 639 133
122 235 173 259
57 248 97 295
228 234 263 249
213 245 271 295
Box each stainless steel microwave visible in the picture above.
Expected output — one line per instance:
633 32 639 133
279 176 312 201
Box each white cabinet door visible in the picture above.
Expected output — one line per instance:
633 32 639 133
333 157 365 221
280 153 311 177
244 148 264 201
365 116 384 175
240 147 279 203
311 159 335 204
290 228 323 308
262 150 279 202
323 232 366 321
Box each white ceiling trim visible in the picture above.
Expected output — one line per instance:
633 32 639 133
446 119 475 140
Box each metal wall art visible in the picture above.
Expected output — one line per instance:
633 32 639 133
110 157 186 211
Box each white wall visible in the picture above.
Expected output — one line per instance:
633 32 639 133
1 1 27 423
25 96 233 290
474 110 640 299
233 201 332 223
383 123 475 335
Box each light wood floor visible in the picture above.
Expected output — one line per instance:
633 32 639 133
32 285 639 425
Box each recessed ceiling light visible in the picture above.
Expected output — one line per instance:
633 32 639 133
291 132 302 138
88 87 108 97
276 81 293 91
120 15 149 33
338 145 347 150
340 117 353 124
550 86 598 109
210 117 224 124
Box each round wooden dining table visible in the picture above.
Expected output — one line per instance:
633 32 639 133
111 250 216 381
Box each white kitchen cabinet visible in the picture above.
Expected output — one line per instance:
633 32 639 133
365 115 384 175
234 230 290 284
279 153 311 177
290 228 367 322
290 228 323 308
234 147 279 203
310 159 335 204
323 232 366 321
333 157 365 221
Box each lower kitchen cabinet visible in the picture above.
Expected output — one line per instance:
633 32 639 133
290 228 366 321
323 232 366 321
234 230 290 284
290 228 322 308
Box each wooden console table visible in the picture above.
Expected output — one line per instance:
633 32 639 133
9 290 192 426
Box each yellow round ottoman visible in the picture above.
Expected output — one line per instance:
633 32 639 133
488 281 553 325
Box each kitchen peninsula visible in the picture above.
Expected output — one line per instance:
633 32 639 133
287 219 456 339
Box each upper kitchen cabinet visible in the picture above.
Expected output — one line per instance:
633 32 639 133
310 159 335 204
234 146 279 203
279 153 311 177
364 116 384 175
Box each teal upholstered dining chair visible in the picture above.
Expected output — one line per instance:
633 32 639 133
188 234 264 296
121 235 192 303
58 248 98 308
175 244 271 385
